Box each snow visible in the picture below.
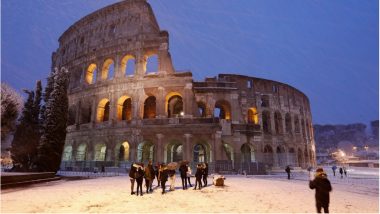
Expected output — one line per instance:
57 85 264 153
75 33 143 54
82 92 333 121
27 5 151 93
1 169 378 213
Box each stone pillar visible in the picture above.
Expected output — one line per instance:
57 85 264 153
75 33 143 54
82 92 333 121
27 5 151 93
96 60 103 82
109 92 116 126
214 131 222 161
183 83 193 117
156 133 165 163
273 148 279 167
135 48 146 77
114 54 122 78
270 111 276 134
75 101 81 125
183 134 192 161
91 96 97 123
157 87 166 118
230 93 240 124
281 113 286 134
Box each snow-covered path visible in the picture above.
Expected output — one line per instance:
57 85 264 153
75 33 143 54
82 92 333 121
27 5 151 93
1 174 378 213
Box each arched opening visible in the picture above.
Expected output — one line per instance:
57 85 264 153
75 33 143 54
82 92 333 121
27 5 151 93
223 143 234 162
117 96 132 121
262 111 271 134
276 146 286 168
261 95 270 107
165 140 183 163
241 144 254 163
143 96 156 119
94 144 107 161
297 148 303 167
137 141 155 162
101 58 114 80
97 99 110 122
193 144 207 163
76 144 87 161
121 55 135 76
263 145 273 166
301 119 306 138
288 148 296 166
214 100 231 120
274 111 283 134
285 113 292 134
68 105 76 126
62 145 73 161
85 63 97 84
197 101 207 118
145 54 158 74
118 141 130 161
80 104 92 124
294 117 300 133
248 107 258 124
167 95 183 118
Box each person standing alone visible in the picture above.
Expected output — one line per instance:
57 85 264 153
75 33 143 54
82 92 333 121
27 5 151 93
309 168 332 213
285 166 291 180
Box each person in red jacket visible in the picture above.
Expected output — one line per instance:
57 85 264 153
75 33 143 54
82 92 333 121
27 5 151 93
309 168 332 213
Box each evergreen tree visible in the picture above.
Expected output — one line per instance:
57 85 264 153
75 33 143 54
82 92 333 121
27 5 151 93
37 67 69 172
1 83 23 141
11 81 43 171
40 71 55 127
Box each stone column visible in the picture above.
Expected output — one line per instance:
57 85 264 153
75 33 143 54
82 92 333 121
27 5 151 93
114 54 122 78
183 133 192 161
230 93 240 124
91 96 97 124
156 133 165 163
183 83 193 117
281 113 286 135
273 147 279 167
109 92 116 126
135 48 146 77
214 131 222 162
157 87 166 118
270 111 276 134
75 101 81 125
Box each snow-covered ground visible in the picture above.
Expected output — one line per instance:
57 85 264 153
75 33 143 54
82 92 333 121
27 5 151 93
1 168 378 213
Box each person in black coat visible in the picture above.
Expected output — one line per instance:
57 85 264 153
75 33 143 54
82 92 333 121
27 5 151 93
202 163 208 186
309 168 332 213
285 166 291 180
179 163 188 190
135 165 145 196
193 164 203 190
159 165 169 194
339 167 343 179
129 163 137 195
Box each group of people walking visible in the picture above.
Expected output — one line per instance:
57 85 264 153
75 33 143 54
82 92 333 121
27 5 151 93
331 165 347 178
129 161 209 196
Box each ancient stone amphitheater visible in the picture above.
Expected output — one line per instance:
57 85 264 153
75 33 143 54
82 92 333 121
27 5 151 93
56 0 316 173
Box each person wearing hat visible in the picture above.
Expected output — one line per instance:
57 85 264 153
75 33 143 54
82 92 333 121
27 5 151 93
309 167 332 213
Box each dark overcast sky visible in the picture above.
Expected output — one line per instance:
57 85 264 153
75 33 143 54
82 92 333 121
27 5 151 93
1 0 378 125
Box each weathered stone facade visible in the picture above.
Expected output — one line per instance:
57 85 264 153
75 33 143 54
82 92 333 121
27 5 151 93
55 0 316 173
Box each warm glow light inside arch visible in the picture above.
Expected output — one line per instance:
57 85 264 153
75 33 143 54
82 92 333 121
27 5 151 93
85 63 97 84
96 98 110 122
117 95 131 120
165 92 182 114
101 58 114 80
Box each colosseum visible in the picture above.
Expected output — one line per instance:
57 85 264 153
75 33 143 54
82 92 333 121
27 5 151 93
56 0 316 174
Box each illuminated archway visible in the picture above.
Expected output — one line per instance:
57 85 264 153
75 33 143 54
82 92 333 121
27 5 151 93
101 58 114 80
121 54 135 76
117 141 130 161
137 141 155 162
76 143 87 161
248 107 258 124
97 98 110 122
241 143 255 163
143 96 156 119
165 140 183 162
214 100 231 120
85 63 97 84
62 145 73 161
197 101 207 118
165 92 183 117
94 144 107 161
117 96 132 121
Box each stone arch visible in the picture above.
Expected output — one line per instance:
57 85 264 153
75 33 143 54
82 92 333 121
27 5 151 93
117 96 132 121
68 105 76 126
276 146 286 168
193 140 211 163
297 148 303 167
222 142 234 162
145 53 158 74
263 145 274 166
165 140 183 163
97 98 110 122
101 58 114 80
85 63 97 84
137 141 155 163
285 113 292 134
214 100 231 120
241 143 255 163
197 101 207 118
166 92 183 118
115 141 130 162
274 111 283 134
294 116 300 133
94 143 107 161
262 111 271 134
120 54 136 76
76 143 87 161
62 145 73 161
288 147 296 166
247 107 259 124
143 96 156 119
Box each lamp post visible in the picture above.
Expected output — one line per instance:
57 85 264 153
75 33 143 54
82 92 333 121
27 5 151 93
364 145 369 160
